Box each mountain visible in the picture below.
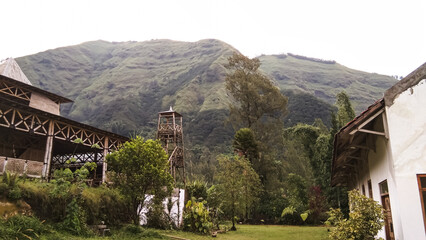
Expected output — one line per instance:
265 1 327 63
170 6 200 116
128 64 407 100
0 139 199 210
259 53 396 113
15 39 396 150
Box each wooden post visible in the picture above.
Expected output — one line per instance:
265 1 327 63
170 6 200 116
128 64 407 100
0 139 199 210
102 137 109 183
42 120 54 179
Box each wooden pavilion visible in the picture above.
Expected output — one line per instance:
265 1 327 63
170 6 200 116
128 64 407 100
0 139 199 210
0 58 128 183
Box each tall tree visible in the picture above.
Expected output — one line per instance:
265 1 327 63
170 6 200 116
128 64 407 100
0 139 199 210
225 52 288 131
215 155 261 230
336 91 355 128
225 52 287 186
106 136 174 225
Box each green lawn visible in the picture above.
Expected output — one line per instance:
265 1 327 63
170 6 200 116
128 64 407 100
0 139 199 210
37 225 329 240
161 225 329 240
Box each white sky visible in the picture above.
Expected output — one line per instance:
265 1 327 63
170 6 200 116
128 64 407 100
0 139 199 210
1 0 425 76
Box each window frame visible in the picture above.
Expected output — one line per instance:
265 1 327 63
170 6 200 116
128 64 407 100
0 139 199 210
368 180 373 199
362 184 366 196
417 174 426 232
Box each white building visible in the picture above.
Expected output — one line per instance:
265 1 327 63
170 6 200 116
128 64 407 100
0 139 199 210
331 62 426 240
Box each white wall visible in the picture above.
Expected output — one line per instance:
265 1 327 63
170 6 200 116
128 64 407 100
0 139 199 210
29 92 60 115
386 79 426 240
367 134 402 240
139 189 185 227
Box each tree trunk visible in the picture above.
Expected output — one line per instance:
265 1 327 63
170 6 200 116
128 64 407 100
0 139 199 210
231 198 236 231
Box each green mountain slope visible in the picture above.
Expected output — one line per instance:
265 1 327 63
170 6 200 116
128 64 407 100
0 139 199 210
17 39 235 142
16 39 396 150
259 53 396 112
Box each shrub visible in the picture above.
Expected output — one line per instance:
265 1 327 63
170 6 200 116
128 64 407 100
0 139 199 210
62 198 90 236
186 180 208 201
7 187 22 201
327 190 384 240
0 182 8 196
183 197 212 234
81 186 130 225
308 185 327 224
0 215 50 240
19 180 68 222
2 171 18 188
280 206 306 225
146 201 173 230
123 224 144 234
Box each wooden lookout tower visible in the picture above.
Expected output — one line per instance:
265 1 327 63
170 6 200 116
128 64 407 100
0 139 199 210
157 107 185 184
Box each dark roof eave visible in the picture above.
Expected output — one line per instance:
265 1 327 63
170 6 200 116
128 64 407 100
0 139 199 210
158 111 182 117
330 99 385 186
0 75 73 103
0 97 128 142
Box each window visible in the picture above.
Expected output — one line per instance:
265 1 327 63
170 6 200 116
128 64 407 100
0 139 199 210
417 174 426 232
380 180 395 240
362 184 366 196
380 180 389 195
368 180 373 198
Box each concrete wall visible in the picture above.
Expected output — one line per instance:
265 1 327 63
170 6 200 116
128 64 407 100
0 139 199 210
0 156 43 177
29 92 60 115
386 79 426 239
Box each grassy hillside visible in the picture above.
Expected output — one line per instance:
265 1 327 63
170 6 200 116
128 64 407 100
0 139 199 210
16 39 396 153
17 39 235 141
259 53 396 113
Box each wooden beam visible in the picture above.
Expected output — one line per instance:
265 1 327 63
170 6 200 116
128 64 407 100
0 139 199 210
350 109 384 135
349 144 372 150
382 110 389 139
357 129 386 136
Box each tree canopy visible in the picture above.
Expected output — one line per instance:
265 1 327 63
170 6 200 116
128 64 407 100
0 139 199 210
336 91 355 128
225 52 288 131
215 155 261 230
106 136 174 225
232 128 259 165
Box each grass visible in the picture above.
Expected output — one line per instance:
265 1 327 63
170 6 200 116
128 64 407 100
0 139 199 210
161 225 329 240
32 224 330 240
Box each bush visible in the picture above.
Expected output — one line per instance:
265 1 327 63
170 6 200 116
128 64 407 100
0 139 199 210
20 180 69 222
146 201 174 230
186 180 208 201
0 182 8 196
183 197 212 234
280 206 302 225
327 190 384 240
0 215 50 240
123 224 144 234
81 186 130 225
62 198 90 236
20 178 131 227
8 187 22 201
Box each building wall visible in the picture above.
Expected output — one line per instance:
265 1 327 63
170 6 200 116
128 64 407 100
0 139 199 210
29 92 60 115
367 135 403 240
386 79 426 239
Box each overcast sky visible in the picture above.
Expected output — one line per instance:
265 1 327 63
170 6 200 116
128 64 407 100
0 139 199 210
1 0 425 76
